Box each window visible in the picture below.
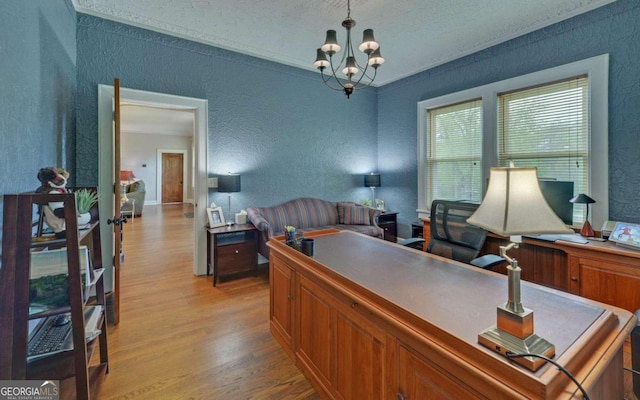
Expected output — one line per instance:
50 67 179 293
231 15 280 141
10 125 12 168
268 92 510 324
417 54 608 229
498 77 589 224
426 99 483 203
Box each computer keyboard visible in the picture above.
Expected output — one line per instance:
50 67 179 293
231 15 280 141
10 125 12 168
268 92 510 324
27 318 72 357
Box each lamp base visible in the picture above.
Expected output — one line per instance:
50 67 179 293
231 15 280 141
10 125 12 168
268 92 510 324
580 220 595 237
478 323 555 372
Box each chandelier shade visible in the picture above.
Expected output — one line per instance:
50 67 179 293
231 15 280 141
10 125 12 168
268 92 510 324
314 0 385 98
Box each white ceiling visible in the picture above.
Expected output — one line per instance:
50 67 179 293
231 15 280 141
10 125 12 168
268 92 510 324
76 0 615 135
120 103 195 137
73 0 614 86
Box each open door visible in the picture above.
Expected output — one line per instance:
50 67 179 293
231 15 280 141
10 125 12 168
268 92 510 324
106 78 125 325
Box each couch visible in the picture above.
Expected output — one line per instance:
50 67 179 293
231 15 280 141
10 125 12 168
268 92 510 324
122 180 146 217
247 197 384 259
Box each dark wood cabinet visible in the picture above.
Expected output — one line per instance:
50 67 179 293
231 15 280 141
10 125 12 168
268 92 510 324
377 212 398 242
207 224 258 286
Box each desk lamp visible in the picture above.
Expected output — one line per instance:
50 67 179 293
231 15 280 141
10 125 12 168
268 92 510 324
217 173 241 226
570 194 596 237
364 173 381 206
467 163 572 371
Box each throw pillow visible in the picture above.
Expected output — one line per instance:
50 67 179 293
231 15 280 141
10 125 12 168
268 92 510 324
338 204 371 225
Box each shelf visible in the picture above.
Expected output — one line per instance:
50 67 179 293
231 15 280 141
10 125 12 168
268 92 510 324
0 190 108 400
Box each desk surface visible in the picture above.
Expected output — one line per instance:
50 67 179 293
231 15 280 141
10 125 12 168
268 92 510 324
311 233 628 372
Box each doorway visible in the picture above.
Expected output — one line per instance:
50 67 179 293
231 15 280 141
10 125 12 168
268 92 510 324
98 85 209 287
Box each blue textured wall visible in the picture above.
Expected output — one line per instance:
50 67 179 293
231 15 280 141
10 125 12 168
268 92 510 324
378 0 640 236
0 0 76 232
75 15 378 214
3 1 639 241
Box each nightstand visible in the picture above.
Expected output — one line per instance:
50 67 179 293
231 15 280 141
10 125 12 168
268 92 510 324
207 224 258 286
377 211 398 242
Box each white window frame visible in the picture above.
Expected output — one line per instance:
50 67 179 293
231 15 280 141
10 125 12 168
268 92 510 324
417 54 609 230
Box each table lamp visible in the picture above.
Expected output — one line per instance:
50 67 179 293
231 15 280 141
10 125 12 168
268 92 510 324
218 173 241 226
364 173 381 206
467 163 572 371
119 170 135 202
570 194 596 237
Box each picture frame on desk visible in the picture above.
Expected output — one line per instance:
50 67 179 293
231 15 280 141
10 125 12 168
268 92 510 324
375 198 385 211
609 222 640 250
207 206 225 228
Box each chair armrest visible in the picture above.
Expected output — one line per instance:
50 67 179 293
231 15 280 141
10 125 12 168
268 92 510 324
398 237 425 250
470 254 506 270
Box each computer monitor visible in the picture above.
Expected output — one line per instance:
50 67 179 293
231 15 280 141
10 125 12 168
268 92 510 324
538 180 574 226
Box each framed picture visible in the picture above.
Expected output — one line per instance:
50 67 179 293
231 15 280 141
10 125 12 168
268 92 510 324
375 198 385 211
207 207 225 228
608 222 640 250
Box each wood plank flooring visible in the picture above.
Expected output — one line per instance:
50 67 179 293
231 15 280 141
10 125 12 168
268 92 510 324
99 203 637 400
99 204 318 399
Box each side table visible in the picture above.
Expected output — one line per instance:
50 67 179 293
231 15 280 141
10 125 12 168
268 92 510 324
206 224 259 286
377 211 398 242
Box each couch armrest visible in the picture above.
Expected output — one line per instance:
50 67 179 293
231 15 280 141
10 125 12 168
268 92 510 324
247 208 271 235
368 207 381 229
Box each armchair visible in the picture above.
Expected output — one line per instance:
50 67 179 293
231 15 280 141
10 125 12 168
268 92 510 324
122 180 146 217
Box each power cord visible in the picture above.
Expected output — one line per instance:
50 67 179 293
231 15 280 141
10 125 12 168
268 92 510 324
625 366 640 376
505 352 590 400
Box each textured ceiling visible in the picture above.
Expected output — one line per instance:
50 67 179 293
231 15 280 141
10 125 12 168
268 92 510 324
72 0 615 86
120 104 195 136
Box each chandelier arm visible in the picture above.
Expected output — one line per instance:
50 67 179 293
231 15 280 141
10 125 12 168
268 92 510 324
349 61 375 89
320 70 349 91
324 55 349 89
350 67 378 91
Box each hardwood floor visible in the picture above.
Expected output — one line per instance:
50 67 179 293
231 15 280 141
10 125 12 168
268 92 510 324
99 204 318 399
99 203 637 399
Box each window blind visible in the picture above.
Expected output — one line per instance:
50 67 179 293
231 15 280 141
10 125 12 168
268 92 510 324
498 76 589 222
426 99 483 203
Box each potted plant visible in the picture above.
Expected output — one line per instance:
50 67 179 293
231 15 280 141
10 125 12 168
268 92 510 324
76 189 98 225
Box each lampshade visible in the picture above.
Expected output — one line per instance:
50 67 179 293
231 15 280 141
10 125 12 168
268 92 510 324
218 174 241 193
364 173 381 188
120 170 135 181
569 193 596 204
467 166 572 236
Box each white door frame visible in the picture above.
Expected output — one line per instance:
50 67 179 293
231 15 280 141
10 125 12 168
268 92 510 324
98 85 209 282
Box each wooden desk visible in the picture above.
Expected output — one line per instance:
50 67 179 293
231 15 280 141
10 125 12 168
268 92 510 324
268 230 635 399
423 219 640 312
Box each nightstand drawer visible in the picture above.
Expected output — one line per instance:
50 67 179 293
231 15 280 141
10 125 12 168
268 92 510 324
377 212 398 242
217 242 257 275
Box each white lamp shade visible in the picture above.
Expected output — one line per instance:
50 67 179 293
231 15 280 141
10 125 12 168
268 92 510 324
467 167 572 236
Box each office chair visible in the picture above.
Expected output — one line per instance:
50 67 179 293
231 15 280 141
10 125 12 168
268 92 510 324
401 200 505 270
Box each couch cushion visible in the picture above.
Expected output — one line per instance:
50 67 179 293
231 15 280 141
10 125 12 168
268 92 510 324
337 203 371 225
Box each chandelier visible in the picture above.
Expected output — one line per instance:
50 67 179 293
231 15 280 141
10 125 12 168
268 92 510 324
313 0 385 98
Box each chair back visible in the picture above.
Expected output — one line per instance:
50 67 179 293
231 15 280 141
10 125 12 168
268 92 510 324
428 200 488 264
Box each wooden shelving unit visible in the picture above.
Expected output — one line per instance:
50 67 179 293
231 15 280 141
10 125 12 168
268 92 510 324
0 189 109 399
